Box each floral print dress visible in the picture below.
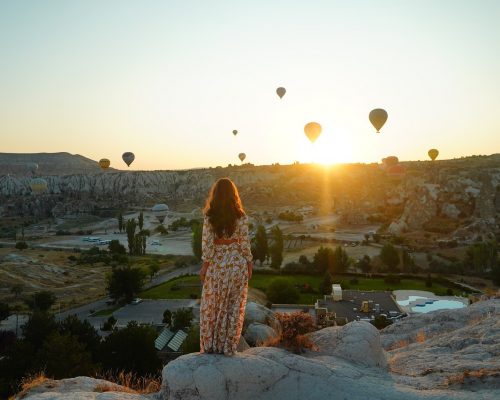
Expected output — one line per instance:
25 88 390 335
200 215 253 355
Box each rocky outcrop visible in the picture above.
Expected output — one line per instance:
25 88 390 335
309 321 387 367
15 377 148 399
243 322 278 346
18 300 500 400
382 300 500 391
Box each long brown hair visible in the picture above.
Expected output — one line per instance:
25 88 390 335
204 178 245 238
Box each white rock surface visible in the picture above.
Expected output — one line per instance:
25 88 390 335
244 302 279 330
18 301 500 400
308 321 387 367
244 322 279 346
16 377 148 399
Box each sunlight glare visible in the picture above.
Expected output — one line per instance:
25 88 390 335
300 129 354 165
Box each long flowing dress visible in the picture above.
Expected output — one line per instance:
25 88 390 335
200 215 253 355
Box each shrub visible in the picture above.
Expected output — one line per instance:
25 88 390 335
446 288 454 296
371 315 392 330
269 312 316 353
266 279 300 304
15 241 28 251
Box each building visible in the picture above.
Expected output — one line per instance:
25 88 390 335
315 285 405 327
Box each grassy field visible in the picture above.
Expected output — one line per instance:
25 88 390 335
140 273 452 303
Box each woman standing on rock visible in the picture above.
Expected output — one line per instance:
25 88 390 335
199 177 253 355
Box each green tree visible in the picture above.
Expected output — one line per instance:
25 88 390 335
465 241 498 273
313 246 334 274
162 309 172 326
126 219 137 255
0 303 9 321
492 264 500 286
380 244 400 272
172 308 194 331
58 315 101 358
25 291 56 312
108 240 126 254
266 279 300 304
34 332 96 379
11 284 23 299
319 272 333 295
425 273 433 288
402 250 415 272
148 263 160 281
313 246 350 275
138 212 144 231
117 213 124 233
0 340 36 398
182 325 200 353
107 266 145 303
332 246 350 274
155 224 168 235
22 311 57 350
98 322 162 376
357 255 372 273
254 225 268 265
191 222 202 261
15 241 28 251
270 226 284 269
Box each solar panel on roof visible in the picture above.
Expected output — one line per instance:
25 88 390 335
155 328 174 351
167 330 188 352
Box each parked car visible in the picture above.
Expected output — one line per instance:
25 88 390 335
131 298 142 305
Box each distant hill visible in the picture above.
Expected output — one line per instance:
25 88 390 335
0 152 113 176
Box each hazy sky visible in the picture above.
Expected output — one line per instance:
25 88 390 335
1 0 499 170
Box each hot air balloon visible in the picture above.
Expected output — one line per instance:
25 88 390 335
26 162 38 175
384 156 399 167
30 178 48 194
386 164 406 181
428 149 439 161
232 130 238 136
369 109 388 133
99 158 110 170
304 122 322 143
152 203 169 224
122 152 135 167
238 153 246 162
276 87 286 99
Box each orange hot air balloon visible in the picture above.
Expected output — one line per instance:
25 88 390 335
304 122 322 143
238 153 246 162
428 149 439 161
276 87 286 99
369 108 388 133
384 156 399 167
99 158 110 170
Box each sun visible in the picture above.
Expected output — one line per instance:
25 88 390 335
300 130 354 165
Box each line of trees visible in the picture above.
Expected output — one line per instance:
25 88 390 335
0 311 161 398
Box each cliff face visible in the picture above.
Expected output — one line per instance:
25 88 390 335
1 156 499 240
17 300 500 400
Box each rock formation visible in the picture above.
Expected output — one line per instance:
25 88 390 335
19 300 499 400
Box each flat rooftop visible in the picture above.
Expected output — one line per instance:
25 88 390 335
317 290 402 322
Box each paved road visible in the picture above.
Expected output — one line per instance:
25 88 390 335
56 263 200 321
0 264 200 334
